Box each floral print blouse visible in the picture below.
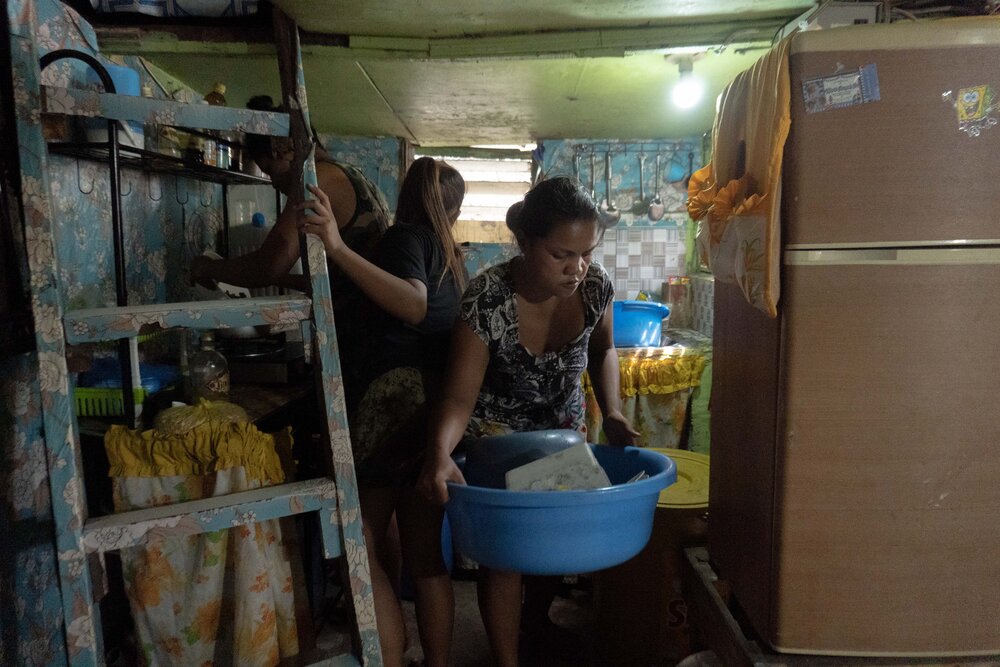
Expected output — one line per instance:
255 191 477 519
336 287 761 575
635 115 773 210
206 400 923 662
460 259 614 437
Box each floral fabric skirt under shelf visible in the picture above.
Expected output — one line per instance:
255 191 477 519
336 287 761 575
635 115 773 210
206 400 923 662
104 420 307 667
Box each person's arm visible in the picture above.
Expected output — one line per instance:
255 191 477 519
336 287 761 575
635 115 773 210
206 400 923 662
190 162 356 291
298 184 429 325
417 320 490 504
587 301 640 446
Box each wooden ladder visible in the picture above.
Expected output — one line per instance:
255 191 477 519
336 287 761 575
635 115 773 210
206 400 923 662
11 3 382 665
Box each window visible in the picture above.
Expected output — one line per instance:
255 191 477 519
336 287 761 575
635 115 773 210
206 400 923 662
418 152 532 244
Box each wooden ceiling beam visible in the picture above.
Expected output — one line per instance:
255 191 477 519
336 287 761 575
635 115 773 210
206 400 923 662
95 18 780 60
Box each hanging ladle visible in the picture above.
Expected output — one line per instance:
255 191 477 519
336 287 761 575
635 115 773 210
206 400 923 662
648 153 665 221
599 151 621 226
589 150 598 202
630 152 648 215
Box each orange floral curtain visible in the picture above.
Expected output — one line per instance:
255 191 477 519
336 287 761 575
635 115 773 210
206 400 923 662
105 416 307 666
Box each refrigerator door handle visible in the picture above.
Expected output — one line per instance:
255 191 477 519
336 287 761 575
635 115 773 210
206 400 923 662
784 247 1000 266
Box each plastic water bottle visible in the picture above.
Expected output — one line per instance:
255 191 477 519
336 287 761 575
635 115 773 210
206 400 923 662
250 211 268 250
141 85 158 153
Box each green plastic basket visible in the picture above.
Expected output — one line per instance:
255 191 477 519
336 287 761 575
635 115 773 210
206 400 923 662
73 387 149 418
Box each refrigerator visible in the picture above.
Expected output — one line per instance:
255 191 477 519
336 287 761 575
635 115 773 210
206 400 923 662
709 19 1000 656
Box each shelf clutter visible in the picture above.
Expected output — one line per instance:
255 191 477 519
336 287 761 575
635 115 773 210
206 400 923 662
48 141 272 186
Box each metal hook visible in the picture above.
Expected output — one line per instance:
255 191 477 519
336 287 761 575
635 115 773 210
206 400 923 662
76 160 95 194
119 178 133 197
199 182 213 207
146 173 162 202
174 177 189 205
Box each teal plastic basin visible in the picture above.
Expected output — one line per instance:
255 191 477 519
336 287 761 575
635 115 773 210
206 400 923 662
613 300 670 347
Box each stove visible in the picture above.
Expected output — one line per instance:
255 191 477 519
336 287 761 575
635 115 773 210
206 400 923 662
217 336 306 385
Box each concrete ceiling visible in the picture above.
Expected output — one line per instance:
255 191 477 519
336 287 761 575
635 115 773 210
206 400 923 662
94 0 818 146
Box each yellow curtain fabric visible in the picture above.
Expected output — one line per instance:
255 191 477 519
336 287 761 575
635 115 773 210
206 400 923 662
105 422 289 481
584 347 707 398
583 347 707 447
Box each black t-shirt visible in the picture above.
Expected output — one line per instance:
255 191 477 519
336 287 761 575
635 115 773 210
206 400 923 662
358 223 465 390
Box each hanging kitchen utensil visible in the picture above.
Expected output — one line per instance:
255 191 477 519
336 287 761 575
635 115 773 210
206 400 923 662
589 150 598 201
648 153 665 221
600 151 621 226
630 152 648 215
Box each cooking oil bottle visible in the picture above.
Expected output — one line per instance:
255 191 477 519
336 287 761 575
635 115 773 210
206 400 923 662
189 332 229 401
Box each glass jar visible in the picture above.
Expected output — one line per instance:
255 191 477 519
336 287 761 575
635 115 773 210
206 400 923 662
189 332 229 401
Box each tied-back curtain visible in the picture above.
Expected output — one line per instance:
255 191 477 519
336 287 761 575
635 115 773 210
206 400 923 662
691 37 792 317
105 420 305 666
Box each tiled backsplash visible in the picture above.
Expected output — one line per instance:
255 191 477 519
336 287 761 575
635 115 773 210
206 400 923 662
465 224 694 305
596 224 687 300
690 273 715 337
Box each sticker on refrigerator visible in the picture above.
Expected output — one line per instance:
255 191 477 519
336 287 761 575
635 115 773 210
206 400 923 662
944 85 997 137
802 63 880 114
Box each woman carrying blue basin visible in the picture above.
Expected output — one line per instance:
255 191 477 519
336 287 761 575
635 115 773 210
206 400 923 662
417 176 638 667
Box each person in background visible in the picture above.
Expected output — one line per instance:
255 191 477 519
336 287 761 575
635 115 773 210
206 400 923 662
299 156 467 667
190 94 391 408
417 176 639 666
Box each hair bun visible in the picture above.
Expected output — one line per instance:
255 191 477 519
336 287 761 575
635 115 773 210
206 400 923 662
505 200 524 234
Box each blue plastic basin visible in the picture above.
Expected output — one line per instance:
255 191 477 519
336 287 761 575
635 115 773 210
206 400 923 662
446 445 676 575
613 300 670 347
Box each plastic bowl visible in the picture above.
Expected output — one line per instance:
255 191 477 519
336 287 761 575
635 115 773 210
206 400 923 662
613 300 670 347
446 445 676 575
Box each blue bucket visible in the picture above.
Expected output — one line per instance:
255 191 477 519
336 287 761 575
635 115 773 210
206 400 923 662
613 300 670 347
446 445 676 575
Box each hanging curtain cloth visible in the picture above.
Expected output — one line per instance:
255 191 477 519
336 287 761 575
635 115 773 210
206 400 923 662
104 401 307 667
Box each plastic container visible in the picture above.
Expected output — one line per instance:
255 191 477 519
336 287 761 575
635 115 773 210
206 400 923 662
612 300 670 347
594 448 710 665
249 211 268 249
140 84 159 153
74 356 179 417
84 63 143 147
446 445 676 575
203 82 227 106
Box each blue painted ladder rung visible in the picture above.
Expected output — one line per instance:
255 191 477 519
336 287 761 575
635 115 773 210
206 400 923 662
42 84 291 135
63 296 313 343
82 478 343 557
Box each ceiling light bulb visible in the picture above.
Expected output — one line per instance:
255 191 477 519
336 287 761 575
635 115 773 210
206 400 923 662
672 76 704 109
